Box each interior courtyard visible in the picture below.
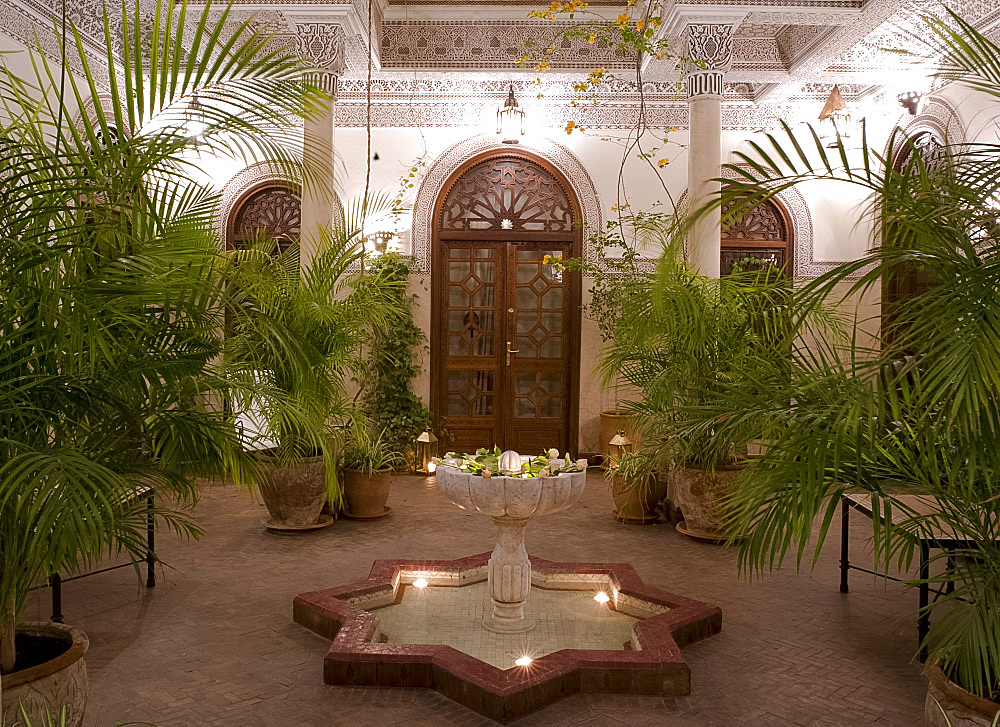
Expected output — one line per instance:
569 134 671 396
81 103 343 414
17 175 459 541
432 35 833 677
1 0 999 723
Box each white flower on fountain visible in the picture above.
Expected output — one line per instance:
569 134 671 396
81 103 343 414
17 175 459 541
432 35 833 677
435 448 587 634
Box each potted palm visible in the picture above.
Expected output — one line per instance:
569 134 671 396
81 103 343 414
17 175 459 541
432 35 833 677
601 243 788 540
677 10 999 721
0 0 330 720
223 196 406 532
341 427 403 518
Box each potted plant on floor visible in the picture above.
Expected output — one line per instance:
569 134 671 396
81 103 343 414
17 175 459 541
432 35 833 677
678 10 999 720
600 240 790 540
0 0 330 720
604 450 669 523
341 427 403 518
223 195 406 532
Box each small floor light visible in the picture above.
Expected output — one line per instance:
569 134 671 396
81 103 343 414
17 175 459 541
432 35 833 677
594 592 610 604
412 578 429 589
415 430 439 474
514 656 533 667
609 431 633 461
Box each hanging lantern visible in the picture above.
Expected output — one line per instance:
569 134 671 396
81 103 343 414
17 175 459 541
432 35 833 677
608 430 633 462
415 430 439 474
183 91 208 140
818 85 851 148
496 84 525 144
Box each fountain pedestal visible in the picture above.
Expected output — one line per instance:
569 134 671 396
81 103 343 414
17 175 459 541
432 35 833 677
435 455 587 634
485 516 533 633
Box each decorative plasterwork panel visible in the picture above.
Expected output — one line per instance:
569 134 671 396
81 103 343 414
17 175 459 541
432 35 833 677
409 134 601 274
677 168 821 279
777 25 834 68
296 22 346 74
381 20 632 70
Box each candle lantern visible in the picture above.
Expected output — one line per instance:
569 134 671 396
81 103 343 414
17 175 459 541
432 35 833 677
608 430 633 463
415 430 439 474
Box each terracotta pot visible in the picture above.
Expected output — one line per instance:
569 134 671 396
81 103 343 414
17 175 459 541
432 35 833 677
343 468 392 518
598 410 642 468
673 462 748 540
608 471 669 523
1 622 89 727
925 660 999 727
257 454 328 529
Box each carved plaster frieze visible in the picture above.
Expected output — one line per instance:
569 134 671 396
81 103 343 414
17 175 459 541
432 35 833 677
381 20 632 70
409 134 601 273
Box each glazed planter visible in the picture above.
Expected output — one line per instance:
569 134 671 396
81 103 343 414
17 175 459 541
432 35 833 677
598 410 641 467
342 467 393 519
608 471 669 524
925 660 1000 727
436 459 586 633
673 462 748 541
1 622 89 727
257 453 330 532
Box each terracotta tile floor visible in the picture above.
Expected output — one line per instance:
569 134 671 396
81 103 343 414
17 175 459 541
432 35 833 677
23 474 926 726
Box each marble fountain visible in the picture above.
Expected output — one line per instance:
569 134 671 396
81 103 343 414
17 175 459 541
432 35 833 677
295 450 722 723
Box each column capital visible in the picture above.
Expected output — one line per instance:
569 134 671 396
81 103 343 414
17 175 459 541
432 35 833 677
296 23 346 90
684 23 734 99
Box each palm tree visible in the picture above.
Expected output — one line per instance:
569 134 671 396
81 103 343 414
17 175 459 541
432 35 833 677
0 0 331 692
220 191 408 511
667 10 1000 701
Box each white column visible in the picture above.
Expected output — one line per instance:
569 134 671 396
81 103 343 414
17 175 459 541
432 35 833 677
300 72 338 271
684 24 734 279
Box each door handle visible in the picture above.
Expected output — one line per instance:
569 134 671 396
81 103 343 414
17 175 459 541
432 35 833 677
506 340 519 366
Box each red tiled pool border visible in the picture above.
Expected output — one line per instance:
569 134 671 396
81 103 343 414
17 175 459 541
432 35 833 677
294 554 722 723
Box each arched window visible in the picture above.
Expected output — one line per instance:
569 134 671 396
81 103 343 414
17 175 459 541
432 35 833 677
226 183 301 251
720 194 793 276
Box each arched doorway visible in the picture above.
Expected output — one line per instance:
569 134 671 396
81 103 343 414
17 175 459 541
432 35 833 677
720 194 793 276
431 150 582 454
226 182 301 251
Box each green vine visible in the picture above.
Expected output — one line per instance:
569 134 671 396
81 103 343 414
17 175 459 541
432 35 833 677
360 253 433 464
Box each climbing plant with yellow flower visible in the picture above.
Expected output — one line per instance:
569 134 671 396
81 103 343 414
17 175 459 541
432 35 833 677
518 0 686 213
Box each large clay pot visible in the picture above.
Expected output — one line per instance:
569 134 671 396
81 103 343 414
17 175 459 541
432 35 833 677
598 410 642 468
925 660 999 727
673 462 748 541
257 454 329 530
1 622 89 727
608 471 669 524
342 468 392 518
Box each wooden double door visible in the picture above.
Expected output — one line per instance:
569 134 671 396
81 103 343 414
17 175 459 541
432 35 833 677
431 153 580 455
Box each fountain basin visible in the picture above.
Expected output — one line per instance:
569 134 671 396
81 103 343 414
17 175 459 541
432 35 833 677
294 554 723 724
435 463 587 518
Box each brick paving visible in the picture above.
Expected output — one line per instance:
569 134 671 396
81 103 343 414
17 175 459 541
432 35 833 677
23 473 926 726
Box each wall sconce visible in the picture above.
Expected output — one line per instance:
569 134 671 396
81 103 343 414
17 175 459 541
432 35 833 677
366 230 400 255
183 91 208 140
818 85 851 148
897 91 923 116
415 430 439 474
497 84 525 144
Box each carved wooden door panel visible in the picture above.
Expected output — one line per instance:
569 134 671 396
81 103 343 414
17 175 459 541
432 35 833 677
433 153 580 455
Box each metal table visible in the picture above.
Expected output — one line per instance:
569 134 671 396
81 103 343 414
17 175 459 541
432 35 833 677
839 493 973 662
29 487 156 622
